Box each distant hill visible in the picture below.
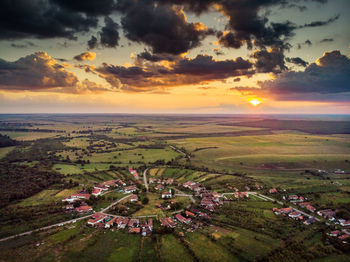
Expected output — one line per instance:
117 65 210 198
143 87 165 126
225 119 350 134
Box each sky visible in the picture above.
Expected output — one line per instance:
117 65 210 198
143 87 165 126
0 0 349 114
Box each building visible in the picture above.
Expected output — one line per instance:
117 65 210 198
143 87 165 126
92 188 102 197
124 185 137 193
161 191 172 199
87 213 107 226
105 217 116 228
160 217 176 228
289 212 302 219
75 205 93 213
175 214 191 224
155 184 164 191
340 220 350 227
130 194 138 202
269 188 277 194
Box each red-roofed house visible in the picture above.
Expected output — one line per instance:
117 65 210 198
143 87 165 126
92 188 102 197
88 213 107 226
75 205 93 213
176 214 191 224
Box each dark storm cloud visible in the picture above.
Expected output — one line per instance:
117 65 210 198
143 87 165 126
100 17 120 48
173 55 252 77
87 36 98 50
251 48 287 73
116 0 215 55
96 54 253 91
285 57 308 67
234 51 350 101
0 0 98 40
136 51 177 62
52 0 117 15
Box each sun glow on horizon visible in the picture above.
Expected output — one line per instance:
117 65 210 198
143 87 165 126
249 99 261 107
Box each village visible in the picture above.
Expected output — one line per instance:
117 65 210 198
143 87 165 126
58 167 350 244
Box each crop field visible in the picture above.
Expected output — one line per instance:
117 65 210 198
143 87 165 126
1 114 350 261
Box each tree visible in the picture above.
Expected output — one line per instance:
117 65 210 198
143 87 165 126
142 197 149 205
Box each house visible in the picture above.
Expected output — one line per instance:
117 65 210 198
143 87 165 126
155 184 164 191
329 230 341 237
160 217 176 228
75 205 93 213
148 219 153 230
161 191 172 199
128 218 139 227
338 234 349 241
299 202 311 208
269 188 277 194
116 217 129 229
92 188 102 197
65 205 74 210
124 185 137 193
340 220 350 227
71 193 91 200
306 205 316 213
105 217 116 228
149 178 157 184
176 214 191 224
277 207 292 214
317 209 336 220
200 197 215 208
185 211 195 217
198 212 211 220
245 186 251 191
130 194 138 202
87 213 107 226
289 212 302 218
183 181 196 188
288 195 299 201
165 178 174 185
304 217 316 225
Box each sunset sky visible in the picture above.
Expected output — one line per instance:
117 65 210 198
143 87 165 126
0 0 349 114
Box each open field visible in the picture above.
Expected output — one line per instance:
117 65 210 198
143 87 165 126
1 114 350 261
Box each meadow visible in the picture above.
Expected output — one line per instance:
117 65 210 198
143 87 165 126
0 114 349 261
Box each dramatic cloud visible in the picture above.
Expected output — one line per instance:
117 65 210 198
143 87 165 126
251 48 287 73
87 36 98 49
73 52 96 61
52 0 117 15
96 54 253 91
285 57 308 67
0 52 113 93
234 50 350 101
100 17 120 48
0 0 97 40
0 52 78 91
116 0 215 55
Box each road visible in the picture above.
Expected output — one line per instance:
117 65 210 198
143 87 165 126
169 145 190 159
143 168 149 191
0 194 132 243
173 188 195 204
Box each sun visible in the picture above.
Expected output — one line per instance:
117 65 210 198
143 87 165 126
249 99 261 107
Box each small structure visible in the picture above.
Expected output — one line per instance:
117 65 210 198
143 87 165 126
176 214 191 224
75 205 93 213
130 194 138 202
161 191 172 199
87 213 107 226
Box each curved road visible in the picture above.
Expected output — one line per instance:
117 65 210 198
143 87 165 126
0 194 132 243
143 168 149 191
